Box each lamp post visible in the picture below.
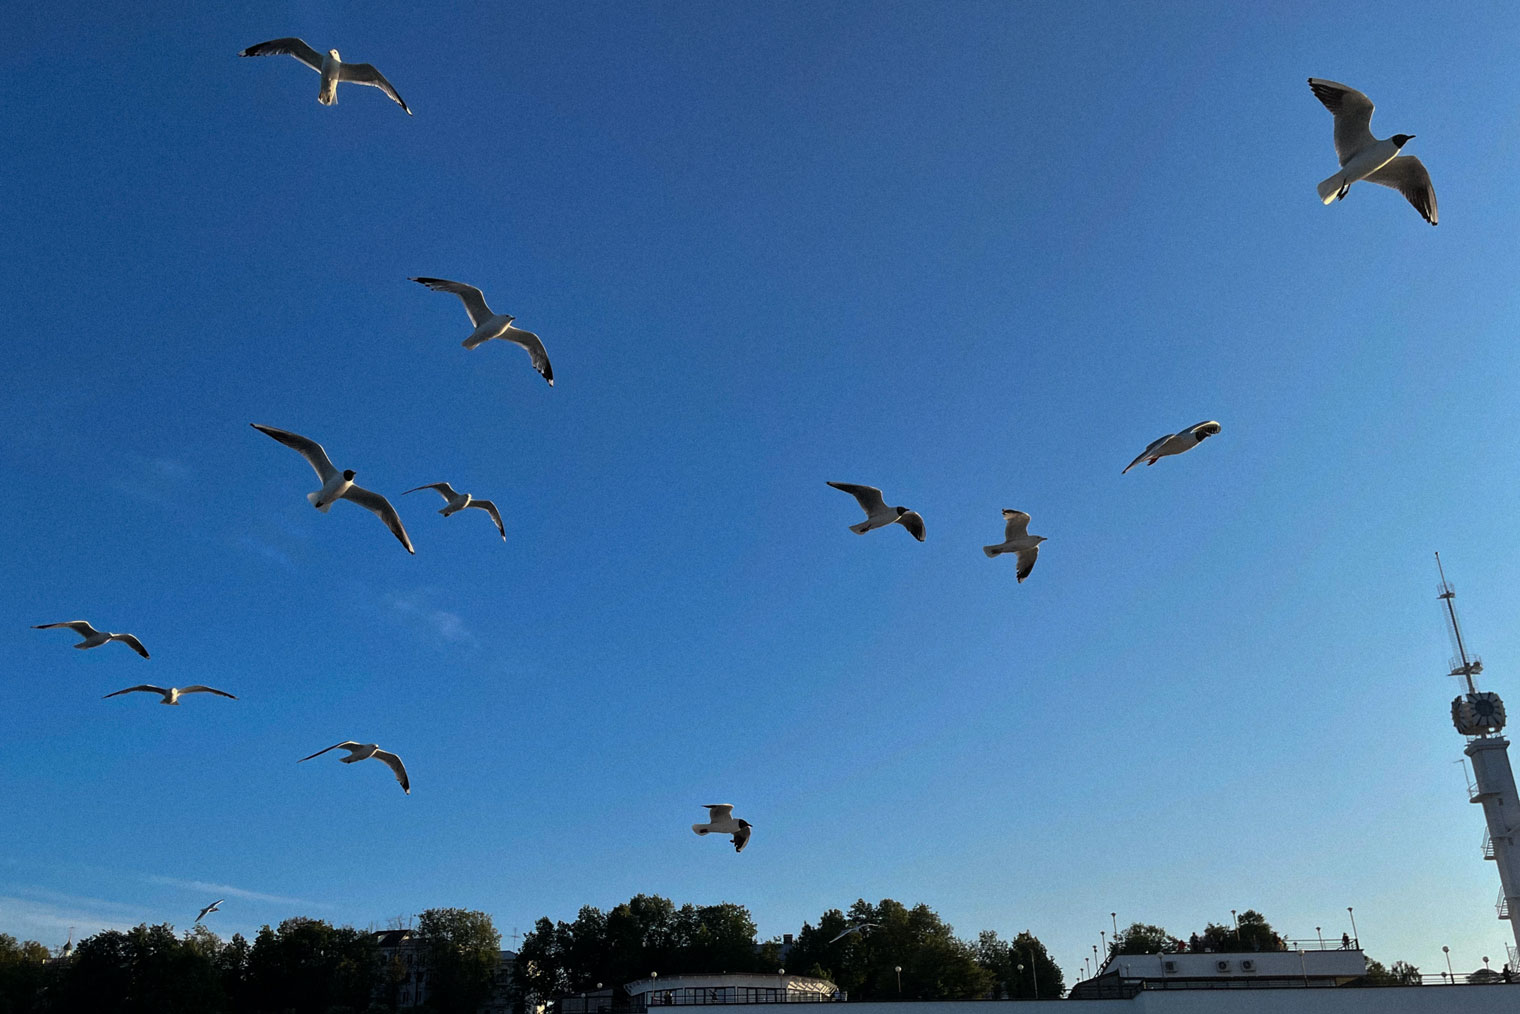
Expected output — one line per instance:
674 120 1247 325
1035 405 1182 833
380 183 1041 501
1027 948 1039 999
894 966 902 994
1111 913 1119 938
1101 931 1107 959
1015 963 1023 1000
1316 926 1323 948
1231 910 1240 948
1443 946 1453 982
1346 907 1358 949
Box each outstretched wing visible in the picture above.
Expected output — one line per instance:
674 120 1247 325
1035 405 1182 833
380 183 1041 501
103 685 166 699
1122 433 1173 474
180 686 238 699
299 741 362 763
34 620 100 636
340 486 416 554
1016 546 1040 584
503 325 554 386
410 277 494 328
1002 509 1031 541
732 825 751 853
1307 78 1377 166
898 510 926 542
372 750 410 794
402 482 459 501
1186 420 1222 439
251 424 339 482
826 482 887 516
1364 156 1438 225
468 499 506 540
239 38 324 71
111 633 151 659
704 804 734 821
337 61 410 114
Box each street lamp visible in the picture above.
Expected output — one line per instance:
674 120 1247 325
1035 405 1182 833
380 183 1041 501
1231 910 1239 948
894 966 902 994
1443 946 1453 982
1111 913 1118 938
1026 948 1039 999
1100 931 1107 958
1015 963 1024 1000
1316 926 1323 948
1346 907 1358 949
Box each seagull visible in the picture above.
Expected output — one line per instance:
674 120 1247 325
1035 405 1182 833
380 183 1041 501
828 922 882 945
982 509 1046 583
251 424 415 554
32 621 149 658
826 482 925 541
239 38 410 114
692 804 752 853
1308 78 1436 225
103 685 237 705
402 483 505 541
195 900 224 924
409 278 554 386
299 741 410 794
1121 420 1221 474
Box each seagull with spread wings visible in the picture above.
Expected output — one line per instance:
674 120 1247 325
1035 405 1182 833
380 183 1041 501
239 38 410 114
828 922 882 945
251 424 415 554
1121 420 1221 474
409 277 554 386
982 510 1046 583
403 483 506 541
1307 78 1436 225
103 685 236 705
826 482 925 542
33 621 150 658
299 741 410 794
195 900 224 924
692 804 752 853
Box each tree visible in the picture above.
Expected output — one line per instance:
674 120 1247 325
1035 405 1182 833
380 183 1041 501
1389 961 1421 985
245 917 377 1014
1113 923 1177 956
0 933 54 1014
972 930 1062 1000
416 907 502 1014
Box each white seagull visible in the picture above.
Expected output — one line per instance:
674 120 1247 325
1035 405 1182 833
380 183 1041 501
33 621 150 658
826 482 925 541
1121 420 1221 474
239 38 410 115
982 509 1046 583
409 277 554 386
103 685 237 705
1308 78 1436 225
692 804 752 853
402 483 505 541
251 424 415 554
195 900 224 924
828 922 882 945
299 741 410 794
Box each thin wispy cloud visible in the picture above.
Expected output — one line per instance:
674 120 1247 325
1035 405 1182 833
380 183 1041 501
235 532 297 571
386 590 476 646
2 891 153 942
144 875 325 908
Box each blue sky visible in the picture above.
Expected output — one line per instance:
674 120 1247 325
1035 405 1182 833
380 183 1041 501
5 0 1520 983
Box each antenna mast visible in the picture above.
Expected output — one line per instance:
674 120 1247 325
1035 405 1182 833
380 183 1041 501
1436 552 1480 695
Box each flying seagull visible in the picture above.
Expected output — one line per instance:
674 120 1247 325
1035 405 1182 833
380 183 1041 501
239 38 410 114
828 922 882 945
409 278 554 386
33 621 149 658
1121 420 1221 474
826 482 925 541
982 509 1046 583
692 804 752 853
195 900 224 924
1308 78 1436 225
103 685 237 705
299 741 410 794
402 483 505 540
251 424 415 554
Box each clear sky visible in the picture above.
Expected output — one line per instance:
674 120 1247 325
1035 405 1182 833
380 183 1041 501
5 0 1520 985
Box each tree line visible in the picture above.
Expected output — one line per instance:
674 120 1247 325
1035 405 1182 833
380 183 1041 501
0 907 501 1014
515 895 1064 1004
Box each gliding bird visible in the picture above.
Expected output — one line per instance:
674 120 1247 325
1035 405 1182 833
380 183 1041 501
1308 78 1436 225
692 804 753 853
103 685 237 705
251 424 415 554
299 741 411 794
239 38 410 114
33 621 150 658
982 510 1046 583
409 277 554 386
826 482 925 541
402 483 506 540
828 922 882 944
195 900 224 924
1121 421 1221 474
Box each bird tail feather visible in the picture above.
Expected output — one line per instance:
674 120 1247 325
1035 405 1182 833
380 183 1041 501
307 492 334 513
1316 173 1345 204
692 825 709 835
849 521 872 534
983 545 1002 558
